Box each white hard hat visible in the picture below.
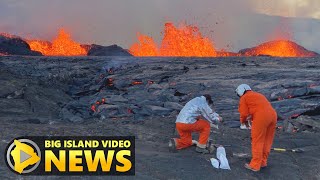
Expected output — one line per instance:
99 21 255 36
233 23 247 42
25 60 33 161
235 84 252 97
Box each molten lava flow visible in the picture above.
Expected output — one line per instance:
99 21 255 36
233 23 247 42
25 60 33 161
91 104 96 112
129 22 217 57
131 81 143 85
27 29 87 56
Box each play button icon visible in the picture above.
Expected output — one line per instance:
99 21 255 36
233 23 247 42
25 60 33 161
20 150 32 163
6 139 41 174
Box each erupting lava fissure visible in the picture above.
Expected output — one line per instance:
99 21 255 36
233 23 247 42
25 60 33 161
1 21 318 57
129 23 217 57
129 22 318 58
27 29 87 56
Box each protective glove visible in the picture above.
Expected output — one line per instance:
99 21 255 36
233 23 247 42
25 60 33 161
211 116 222 130
240 116 251 130
246 115 252 122
210 123 219 130
240 123 250 130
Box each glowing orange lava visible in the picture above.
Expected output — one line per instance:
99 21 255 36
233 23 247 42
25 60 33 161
129 22 217 57
129 33 159 56
242 18 315 57
249 41 298 57
27 29 87 56
241 40 316 57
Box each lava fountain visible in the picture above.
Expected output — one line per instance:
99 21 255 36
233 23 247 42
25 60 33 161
27 29 87 56
129 22 217 57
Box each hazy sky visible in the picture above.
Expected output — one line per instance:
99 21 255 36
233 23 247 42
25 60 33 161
252 0 320 19
1 0 319 52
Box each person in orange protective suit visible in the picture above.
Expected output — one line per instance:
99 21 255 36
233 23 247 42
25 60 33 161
169 94 222 154
236 84 277 172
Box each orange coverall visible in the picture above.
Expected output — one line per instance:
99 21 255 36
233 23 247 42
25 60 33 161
238 91 277 171
175 119 210 149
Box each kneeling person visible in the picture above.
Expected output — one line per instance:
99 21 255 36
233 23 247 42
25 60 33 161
169 94 222 153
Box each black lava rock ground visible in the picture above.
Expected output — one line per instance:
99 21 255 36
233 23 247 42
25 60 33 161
0 56 319 179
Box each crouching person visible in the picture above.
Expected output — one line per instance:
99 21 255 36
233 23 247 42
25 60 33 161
169 94 222 154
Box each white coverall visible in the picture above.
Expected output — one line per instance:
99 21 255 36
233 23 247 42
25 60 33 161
176 96 220 124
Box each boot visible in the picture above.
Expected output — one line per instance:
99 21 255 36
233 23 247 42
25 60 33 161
195 144 210 154
168 138 177 153
244 163 259 172
195 146 210 154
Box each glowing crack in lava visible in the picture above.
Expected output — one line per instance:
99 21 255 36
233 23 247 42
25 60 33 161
130 22 217 57
27 29 87 56
240 40 317 57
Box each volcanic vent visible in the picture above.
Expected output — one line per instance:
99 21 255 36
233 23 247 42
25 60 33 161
239 40 318 57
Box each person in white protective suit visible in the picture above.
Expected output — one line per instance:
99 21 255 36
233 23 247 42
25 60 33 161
169 94 223 153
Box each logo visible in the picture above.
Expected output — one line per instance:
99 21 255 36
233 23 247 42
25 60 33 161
6 139 41 174
5 136 135 176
